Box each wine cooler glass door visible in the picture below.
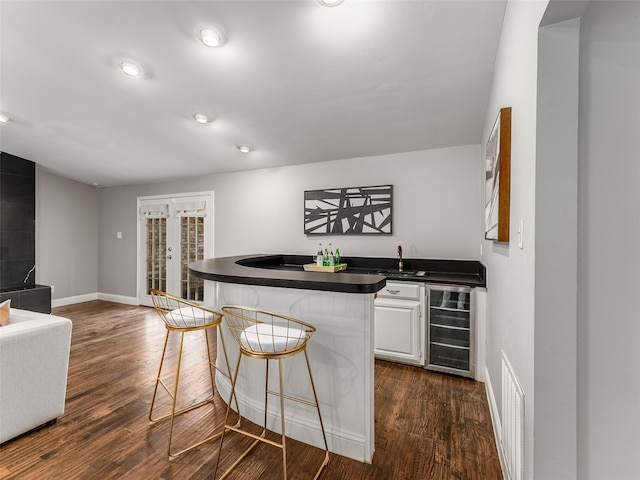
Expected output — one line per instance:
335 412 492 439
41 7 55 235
427 286 474 377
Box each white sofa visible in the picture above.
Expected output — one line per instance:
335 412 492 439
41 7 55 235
0 308 72 444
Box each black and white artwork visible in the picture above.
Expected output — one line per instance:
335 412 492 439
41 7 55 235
484 114 501 240
304 185 393 235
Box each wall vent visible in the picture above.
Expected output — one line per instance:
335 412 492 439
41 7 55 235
501 351 524 480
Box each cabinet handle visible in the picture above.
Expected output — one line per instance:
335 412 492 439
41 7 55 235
386 289 400 294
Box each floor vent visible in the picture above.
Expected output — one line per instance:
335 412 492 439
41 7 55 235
501 351 524 480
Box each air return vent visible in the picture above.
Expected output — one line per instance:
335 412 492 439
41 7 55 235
501 351 524 480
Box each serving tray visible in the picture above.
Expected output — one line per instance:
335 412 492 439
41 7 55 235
303 263 347 273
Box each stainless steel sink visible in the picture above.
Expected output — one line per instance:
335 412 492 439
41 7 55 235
373 269 422 277
350 268 428 278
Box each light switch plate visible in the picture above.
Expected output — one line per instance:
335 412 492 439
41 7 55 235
518 219 524 249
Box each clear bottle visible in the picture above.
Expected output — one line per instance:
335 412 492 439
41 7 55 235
457 292 467 310
335 247 341 266
316 243 323 266
328 243 335 266
323 248 330 266
441 290 450 308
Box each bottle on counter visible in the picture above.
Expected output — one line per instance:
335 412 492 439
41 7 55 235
316 243 323 266
335 248 341 266
323 248 330 266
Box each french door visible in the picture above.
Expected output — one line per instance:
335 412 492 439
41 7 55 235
137 192 214 307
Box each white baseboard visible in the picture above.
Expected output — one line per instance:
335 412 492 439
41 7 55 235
97 293 139 305
52 292 139 308
485 366 508 480
52 293 98 307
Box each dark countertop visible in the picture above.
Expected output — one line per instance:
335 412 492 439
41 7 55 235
189 254 486 293
341 256 486 287
189 255 387 294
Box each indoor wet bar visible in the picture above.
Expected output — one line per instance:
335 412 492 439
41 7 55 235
189 253 485 462
3 1 625 477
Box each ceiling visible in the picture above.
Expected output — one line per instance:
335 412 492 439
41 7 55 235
0 0 506 187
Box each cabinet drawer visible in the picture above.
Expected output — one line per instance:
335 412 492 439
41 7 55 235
377 282 421 300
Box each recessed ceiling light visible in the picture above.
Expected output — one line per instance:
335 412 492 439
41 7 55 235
237 144 251 154
0 113 9 123
199 28 224 47
318 0 345 6
193 113 209 124
120 61 140 77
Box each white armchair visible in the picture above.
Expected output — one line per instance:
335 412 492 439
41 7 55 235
0 308 72 444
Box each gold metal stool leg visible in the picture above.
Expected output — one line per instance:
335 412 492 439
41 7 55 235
214 306 330 479
149 330 171 423
304 350 330 478
213 352 264 479
213 350 330 479
278 358 288 479
149 325 235 458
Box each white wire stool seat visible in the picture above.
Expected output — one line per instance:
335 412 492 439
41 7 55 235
214 306 330 480
148 289 237 458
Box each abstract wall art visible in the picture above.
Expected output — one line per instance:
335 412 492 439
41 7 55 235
304 185 393 235
484 107 512 242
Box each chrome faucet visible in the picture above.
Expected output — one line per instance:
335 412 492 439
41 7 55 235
397 245 403 272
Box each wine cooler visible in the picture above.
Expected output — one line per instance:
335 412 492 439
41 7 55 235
426 285 475 378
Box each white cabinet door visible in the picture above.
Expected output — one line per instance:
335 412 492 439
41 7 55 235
374 297 423 366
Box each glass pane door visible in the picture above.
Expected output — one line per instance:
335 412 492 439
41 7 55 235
145 217 167 294
180 216 205 301
138 193 213 306
427 285 474 377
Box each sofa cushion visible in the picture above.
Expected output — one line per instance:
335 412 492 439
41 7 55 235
0 299 10 326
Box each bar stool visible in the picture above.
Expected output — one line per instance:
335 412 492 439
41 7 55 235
148 289 237 458
214 306 330 480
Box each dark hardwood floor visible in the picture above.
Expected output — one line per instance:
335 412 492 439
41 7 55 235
0 301 502 479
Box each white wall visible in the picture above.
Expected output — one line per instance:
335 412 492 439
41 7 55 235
481 2 548 479
486 2 640 479
31 3 640 478
535 16 580 480
36 169 99 303
577 2 640 478
98 145 482 299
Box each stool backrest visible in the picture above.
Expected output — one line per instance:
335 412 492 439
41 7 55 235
221 306 315 356
150 289 221 329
